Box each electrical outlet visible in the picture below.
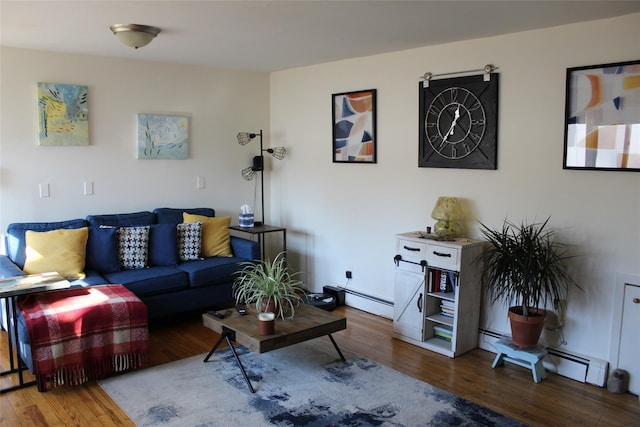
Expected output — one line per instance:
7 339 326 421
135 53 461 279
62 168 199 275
345 270 352 279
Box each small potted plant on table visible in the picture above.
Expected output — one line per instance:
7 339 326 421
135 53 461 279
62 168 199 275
233 252 306 320
480 217 580 348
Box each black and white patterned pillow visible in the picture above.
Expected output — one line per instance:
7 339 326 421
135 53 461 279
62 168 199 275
177 222 202 261
117 226 150 270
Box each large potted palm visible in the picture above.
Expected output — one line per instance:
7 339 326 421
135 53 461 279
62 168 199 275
479 218 580 348
233 252 306 320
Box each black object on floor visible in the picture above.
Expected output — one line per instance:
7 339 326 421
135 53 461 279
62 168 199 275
323 285 346 306
305 293 336 311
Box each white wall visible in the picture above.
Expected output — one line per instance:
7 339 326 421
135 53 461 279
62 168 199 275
270 14 640 361
0 47 270 229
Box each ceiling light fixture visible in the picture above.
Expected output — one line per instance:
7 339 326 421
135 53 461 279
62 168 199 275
109 24 161 49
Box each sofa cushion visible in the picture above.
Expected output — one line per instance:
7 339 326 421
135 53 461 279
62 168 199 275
177 222 202 261
153 207 215 225
149 224 178 266
68 271 109 287
117 226 150 270
183 213 233 258
85 227 120 274
103 267 189 297
86 211 156 227
23 228 89 279
5 219 87 269
177 256 244 288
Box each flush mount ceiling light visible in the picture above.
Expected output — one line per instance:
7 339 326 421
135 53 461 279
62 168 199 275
109 24 161 49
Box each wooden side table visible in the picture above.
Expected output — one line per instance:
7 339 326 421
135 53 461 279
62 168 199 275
492 337 548 383
229 224 286 260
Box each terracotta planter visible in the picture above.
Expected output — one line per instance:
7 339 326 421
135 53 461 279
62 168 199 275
261 297 277 314
508 307 546 348
260 297 294 319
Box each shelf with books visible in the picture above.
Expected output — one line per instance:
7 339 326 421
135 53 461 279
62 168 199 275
392 233 484 358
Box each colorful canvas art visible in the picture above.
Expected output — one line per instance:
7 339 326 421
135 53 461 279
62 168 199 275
137 114 189 160
37 83 89 146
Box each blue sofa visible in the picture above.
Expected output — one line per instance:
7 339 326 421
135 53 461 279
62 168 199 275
0 207 259 372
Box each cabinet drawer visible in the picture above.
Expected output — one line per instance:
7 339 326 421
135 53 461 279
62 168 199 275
397 238 427 263
426 243 460 270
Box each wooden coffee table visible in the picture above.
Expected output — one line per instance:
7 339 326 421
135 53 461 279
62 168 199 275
202 304 347 393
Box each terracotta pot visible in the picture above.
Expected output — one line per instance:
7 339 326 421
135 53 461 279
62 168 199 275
260 297 294 319
261 297 277 314
508 307 546 348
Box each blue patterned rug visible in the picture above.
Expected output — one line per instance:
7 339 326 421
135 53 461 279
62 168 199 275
99 338 526 426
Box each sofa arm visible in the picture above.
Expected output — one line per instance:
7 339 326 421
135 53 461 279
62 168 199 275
230 236 260 260
0 254 25 279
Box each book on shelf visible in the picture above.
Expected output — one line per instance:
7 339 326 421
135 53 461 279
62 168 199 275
433 324 453 342
433 324 453 337
434 334 452 342
440 307 455 317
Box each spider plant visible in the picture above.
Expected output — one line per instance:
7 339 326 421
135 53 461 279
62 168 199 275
233 252 306 320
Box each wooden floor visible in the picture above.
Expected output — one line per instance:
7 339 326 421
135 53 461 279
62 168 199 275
1 305 638 426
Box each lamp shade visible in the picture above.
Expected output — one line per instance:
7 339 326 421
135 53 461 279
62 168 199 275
110 24 161 49
431 196 464 238
237 132 257 146
431 197 463 221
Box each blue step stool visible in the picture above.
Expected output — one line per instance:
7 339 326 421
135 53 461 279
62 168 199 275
492 338 548 383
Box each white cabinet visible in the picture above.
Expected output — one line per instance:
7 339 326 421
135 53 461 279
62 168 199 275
393 232 484 358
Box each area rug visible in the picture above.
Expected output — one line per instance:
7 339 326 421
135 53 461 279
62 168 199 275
99 338 526 427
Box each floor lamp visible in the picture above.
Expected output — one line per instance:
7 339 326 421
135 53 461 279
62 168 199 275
237 130 286 226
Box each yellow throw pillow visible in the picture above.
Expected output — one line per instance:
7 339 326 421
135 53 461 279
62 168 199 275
23 227 89 279
183 213 232 257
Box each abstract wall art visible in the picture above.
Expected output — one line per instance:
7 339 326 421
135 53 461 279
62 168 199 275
137 114 189 160
332 89 377 163
564 60 640 171
37 82 89 146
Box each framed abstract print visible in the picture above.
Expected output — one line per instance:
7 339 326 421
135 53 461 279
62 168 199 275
564 60 640 171
332 89 377 163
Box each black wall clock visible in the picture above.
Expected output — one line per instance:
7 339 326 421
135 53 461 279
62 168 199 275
419 74 499 169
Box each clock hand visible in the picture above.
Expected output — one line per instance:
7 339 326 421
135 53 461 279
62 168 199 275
443 105 461 142
450 105 461 135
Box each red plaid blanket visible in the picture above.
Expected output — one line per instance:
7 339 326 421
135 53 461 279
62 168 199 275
18 284 149 391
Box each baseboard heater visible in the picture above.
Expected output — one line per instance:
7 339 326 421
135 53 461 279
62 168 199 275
328 286 394 319
478 328 607 386
343 288 394 306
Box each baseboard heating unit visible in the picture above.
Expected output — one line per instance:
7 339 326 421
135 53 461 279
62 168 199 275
329 285 394 319
478 328 608 386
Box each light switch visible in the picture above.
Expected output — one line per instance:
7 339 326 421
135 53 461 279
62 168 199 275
196 176 205 189
39 183 50 198
84 181 94 196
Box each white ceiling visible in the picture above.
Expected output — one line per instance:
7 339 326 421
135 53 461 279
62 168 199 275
2 1 639 72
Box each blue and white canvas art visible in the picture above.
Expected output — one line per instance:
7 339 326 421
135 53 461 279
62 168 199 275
137 114 189 160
